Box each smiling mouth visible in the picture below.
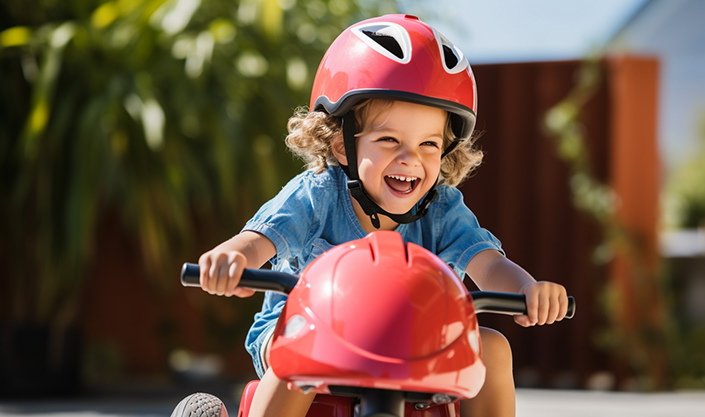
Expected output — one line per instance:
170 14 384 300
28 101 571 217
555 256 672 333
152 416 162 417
385 175 420 194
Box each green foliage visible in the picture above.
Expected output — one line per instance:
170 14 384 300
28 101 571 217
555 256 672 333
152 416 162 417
661 117 705 387
543 59 620 264
669 325 705 389
664 117 705 229
0 0 398 326
543 58 670 389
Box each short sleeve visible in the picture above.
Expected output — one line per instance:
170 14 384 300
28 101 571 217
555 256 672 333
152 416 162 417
433 187 504 277
242 173 319 273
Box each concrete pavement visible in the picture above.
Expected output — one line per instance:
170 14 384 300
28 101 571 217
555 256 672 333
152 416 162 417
516 389 705 417
1 388 705 416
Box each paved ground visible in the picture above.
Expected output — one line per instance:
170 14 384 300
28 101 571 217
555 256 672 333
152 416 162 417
1 388 705 416
515 389 705 417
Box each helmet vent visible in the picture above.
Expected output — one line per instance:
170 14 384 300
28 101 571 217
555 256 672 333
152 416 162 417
442 45 458 69
435 31 468 74
352 22 412 64
362 31 404 59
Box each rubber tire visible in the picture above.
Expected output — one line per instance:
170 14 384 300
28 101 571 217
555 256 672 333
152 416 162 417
170 393 229 417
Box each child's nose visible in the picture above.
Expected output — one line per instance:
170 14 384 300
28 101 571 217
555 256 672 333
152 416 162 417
396 146 421 165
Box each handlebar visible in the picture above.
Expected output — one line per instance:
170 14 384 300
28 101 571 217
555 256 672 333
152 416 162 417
180 263 298 295
471 291 575 319
180 263 575 319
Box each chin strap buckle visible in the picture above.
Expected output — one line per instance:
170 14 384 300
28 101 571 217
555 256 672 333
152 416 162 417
347 180 381 229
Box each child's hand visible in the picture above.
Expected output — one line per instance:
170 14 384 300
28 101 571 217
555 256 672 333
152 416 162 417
198 249 256 298
514 281 569 327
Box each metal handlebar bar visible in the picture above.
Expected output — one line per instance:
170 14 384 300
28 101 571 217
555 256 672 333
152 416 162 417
180 263 575 318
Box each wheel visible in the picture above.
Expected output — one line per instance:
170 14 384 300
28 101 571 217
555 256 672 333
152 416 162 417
171 392 229 417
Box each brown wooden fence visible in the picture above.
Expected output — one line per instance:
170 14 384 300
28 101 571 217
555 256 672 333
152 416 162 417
460 56 661 388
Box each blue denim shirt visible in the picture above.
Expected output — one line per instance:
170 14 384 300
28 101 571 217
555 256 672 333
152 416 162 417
242 166 503 377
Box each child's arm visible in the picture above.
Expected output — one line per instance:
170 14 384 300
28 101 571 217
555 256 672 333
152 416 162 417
198 231 277 298
466 249 569 327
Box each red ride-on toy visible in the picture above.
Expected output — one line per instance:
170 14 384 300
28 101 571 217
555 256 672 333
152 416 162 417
173 231 575 417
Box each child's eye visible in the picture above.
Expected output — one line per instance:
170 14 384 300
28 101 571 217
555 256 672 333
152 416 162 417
377 137 398 143
421 141 441 148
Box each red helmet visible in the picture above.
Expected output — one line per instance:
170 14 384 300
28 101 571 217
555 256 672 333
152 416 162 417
268 231 486 399
309 15 479 229
310 14 478 146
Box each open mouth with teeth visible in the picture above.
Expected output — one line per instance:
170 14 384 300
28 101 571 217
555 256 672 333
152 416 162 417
384 174 420 194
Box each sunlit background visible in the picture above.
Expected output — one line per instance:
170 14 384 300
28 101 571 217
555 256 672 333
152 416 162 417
1 0 704 414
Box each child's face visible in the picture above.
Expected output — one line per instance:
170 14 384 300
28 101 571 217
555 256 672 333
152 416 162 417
343 101 446 216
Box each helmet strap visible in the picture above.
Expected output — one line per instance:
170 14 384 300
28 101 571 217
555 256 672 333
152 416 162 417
339 111 439 229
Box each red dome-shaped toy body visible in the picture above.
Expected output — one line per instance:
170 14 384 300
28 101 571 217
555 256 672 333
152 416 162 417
269 231 485 399
310 14 478 143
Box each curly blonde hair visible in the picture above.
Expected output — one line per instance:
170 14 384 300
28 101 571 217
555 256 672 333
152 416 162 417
285 99 483 187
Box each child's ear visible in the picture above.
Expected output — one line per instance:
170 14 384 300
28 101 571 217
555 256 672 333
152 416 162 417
331 133 348 166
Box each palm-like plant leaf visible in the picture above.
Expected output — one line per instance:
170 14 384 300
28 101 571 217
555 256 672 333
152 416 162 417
0 0 399 325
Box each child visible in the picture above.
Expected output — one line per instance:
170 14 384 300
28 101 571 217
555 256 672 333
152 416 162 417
198 15 569 417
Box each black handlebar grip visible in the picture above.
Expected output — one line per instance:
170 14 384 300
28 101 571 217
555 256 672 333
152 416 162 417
471 292 575 319
180 263 298 295
567 296 576 319
180 263 201 286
